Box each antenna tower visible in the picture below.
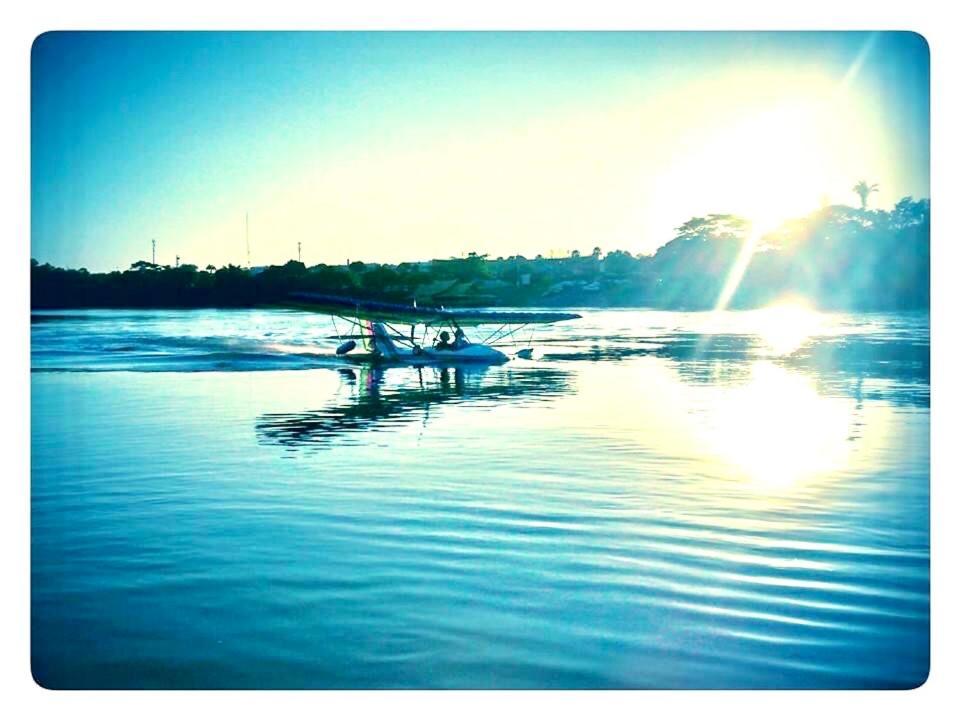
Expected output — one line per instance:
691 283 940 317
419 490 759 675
245 212 251 268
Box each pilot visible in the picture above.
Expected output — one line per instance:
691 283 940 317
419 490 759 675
453 327 468 349
435 330 453 350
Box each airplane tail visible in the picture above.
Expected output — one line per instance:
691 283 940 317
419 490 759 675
369 322 401 359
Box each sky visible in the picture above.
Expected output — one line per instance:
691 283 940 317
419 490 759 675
31 31 929 272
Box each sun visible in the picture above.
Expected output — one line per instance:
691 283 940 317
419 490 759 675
653 74 868 257
688 93 848 312
715 100 833 236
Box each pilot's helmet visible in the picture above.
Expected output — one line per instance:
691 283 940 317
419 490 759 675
439 331 450 341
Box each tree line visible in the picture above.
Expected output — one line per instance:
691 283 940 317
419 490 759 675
31 195 929 312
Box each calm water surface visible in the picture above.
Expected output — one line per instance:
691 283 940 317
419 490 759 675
31 308 929 688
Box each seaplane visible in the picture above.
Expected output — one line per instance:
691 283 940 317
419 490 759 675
287 292 581 366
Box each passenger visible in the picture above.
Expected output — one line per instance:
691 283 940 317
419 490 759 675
434 330 453 350
453 328 468 349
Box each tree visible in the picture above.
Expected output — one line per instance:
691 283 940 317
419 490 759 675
649 214 751 309
673 214 749 242
890 197 930 230
603 250 635 275
362 264 401 292
852 180 879 210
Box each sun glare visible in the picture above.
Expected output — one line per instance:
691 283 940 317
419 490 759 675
731 101 831 231
753 298 826 356
704 361 853 493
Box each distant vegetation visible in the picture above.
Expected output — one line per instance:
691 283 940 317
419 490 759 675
31 196 929 312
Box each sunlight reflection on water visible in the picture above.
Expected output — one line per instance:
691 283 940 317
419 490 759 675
700 360 855 492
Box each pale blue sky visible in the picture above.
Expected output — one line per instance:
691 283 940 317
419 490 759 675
32 31 929 271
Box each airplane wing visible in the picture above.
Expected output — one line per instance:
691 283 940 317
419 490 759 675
286 292 581 327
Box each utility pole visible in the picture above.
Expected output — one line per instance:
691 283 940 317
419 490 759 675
152 239 156 265
297 241 302 263
245 212 251 268
175 254 180 268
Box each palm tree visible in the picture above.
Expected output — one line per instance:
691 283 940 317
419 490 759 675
852 180 879 210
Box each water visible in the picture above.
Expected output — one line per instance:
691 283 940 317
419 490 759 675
31 307 930 688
